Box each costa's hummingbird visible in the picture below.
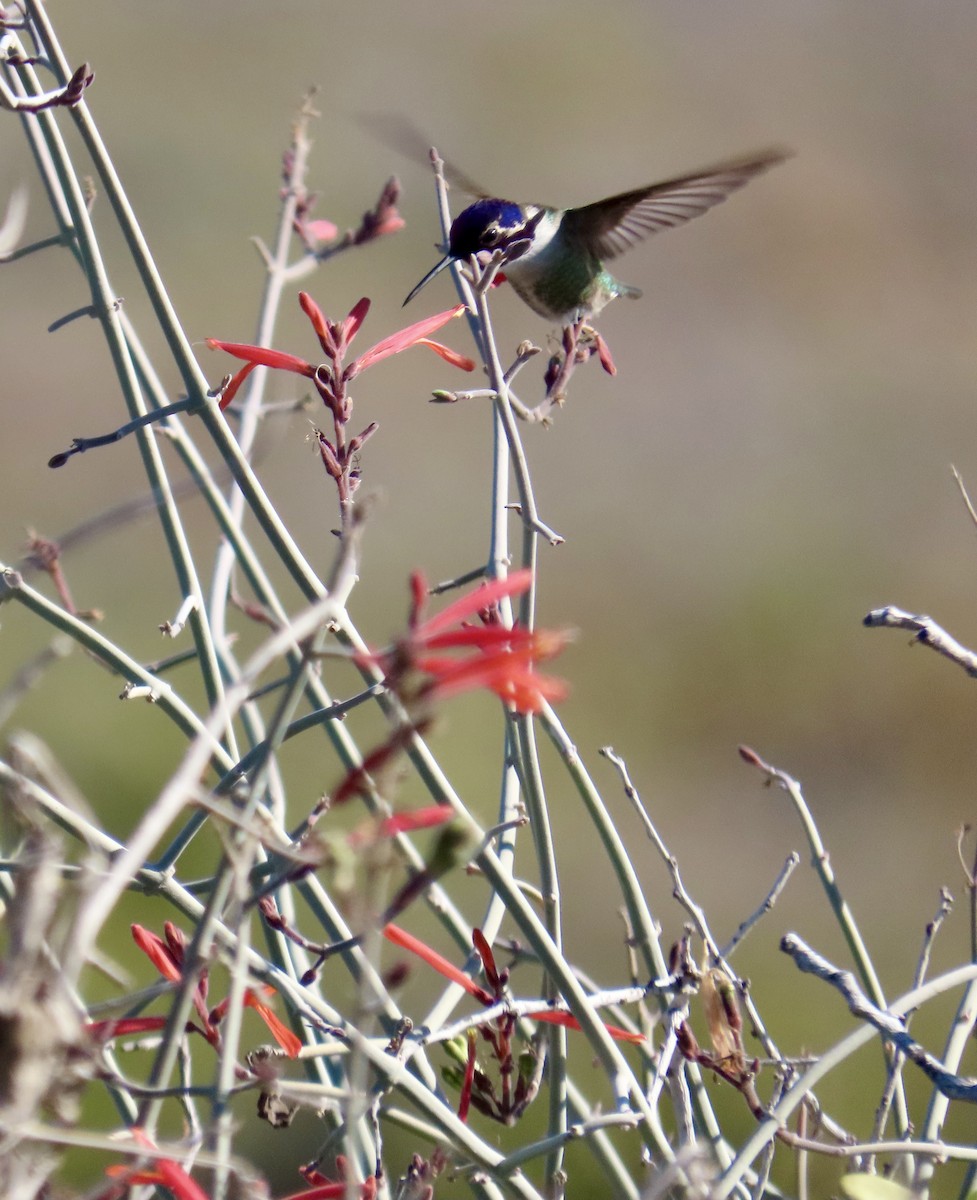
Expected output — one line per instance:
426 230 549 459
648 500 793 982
404 149 788 324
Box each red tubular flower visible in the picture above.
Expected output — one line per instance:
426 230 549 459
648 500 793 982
278 1182 378 1200
131 923 302 1056
205 341 315 412
472 928 502 991
383 922 493 1005
374 803 456 839
331 295 371 350
417 636 570 713
594 330 617 376
299 290 357 358
304 218 339 242
204 340 316 378
85 1016 168 1042
458 1031 477 1123
286 1158 378 1200
131 922 214 1040
361 568 571 715
410 568 535 638
207 293 473 412
529 1009 645 1043
104 1131 209 1200
278 1186 345 1200
242 989 303 1058
105 1160 208 1200
206 987 303 1059
415 338 477 370
345 305 475 380
384 923 644 1044
213 360 257 409
130 923 182 982
346 803 455 849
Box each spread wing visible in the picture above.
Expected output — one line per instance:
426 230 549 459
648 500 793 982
357 112 490 198
563 148 789 260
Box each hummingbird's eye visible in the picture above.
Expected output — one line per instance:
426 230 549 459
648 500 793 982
480 223 503 248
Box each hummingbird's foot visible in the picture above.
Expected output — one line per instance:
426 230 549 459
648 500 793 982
540 318 617 405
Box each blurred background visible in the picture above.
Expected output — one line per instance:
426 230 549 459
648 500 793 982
3 0 977 1194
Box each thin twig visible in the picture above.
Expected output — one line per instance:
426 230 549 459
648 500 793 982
863 606 977 678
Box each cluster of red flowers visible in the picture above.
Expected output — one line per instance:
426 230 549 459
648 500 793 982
101 1135 377 1200
361 567 570 716
208 292 474 414
383 923 643 1125
86 922 301 1059
208 291 475 506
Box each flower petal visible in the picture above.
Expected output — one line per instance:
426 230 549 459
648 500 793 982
524 1010 645 1043
383 923 493 1005
299 291 337 357
131 924 181 982
421 625 562 653
305 218 339 242
414 338 476 372
243 989 303 1058
594 331 617 376
336 296 372 348
457 1031 477 1123
494 673 568 713
153 1160 211 1200
420 640 558 688
408 569 429 630
217 362 257 410
373 804 456 840
85 1016 168 1042
415 568 534 640
277 1185 346 1200
472 928 502 991
348 801 456 849
347 305 467 379
206 338 315 377
425 651 568 713
107 1132 210 1200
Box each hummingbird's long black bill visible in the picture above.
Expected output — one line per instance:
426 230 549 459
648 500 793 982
403 254 453 306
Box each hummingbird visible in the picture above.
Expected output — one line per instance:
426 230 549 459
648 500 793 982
404 148 788 324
